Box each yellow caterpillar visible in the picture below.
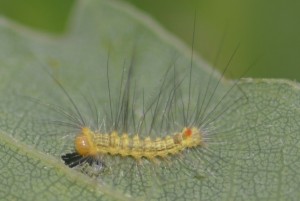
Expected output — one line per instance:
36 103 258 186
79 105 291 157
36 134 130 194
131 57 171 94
75 126 204 161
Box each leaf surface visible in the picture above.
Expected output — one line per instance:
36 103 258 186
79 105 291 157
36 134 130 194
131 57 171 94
0 0 299 200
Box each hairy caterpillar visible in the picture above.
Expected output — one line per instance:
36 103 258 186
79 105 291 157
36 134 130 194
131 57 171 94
32 12 251 199
37 44 248 199
48 41 248 178
58 62 209 168
64 126 203 163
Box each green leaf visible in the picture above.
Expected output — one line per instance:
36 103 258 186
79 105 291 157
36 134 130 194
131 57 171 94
0 0 299 200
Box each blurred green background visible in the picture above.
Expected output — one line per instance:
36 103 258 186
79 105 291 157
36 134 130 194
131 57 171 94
0 0 299 80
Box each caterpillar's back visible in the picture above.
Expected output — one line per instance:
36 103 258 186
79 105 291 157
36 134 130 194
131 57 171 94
75 127 204 160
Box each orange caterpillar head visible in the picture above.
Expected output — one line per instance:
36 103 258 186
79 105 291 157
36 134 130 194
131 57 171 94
75 135 90 156
74 127 96 156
